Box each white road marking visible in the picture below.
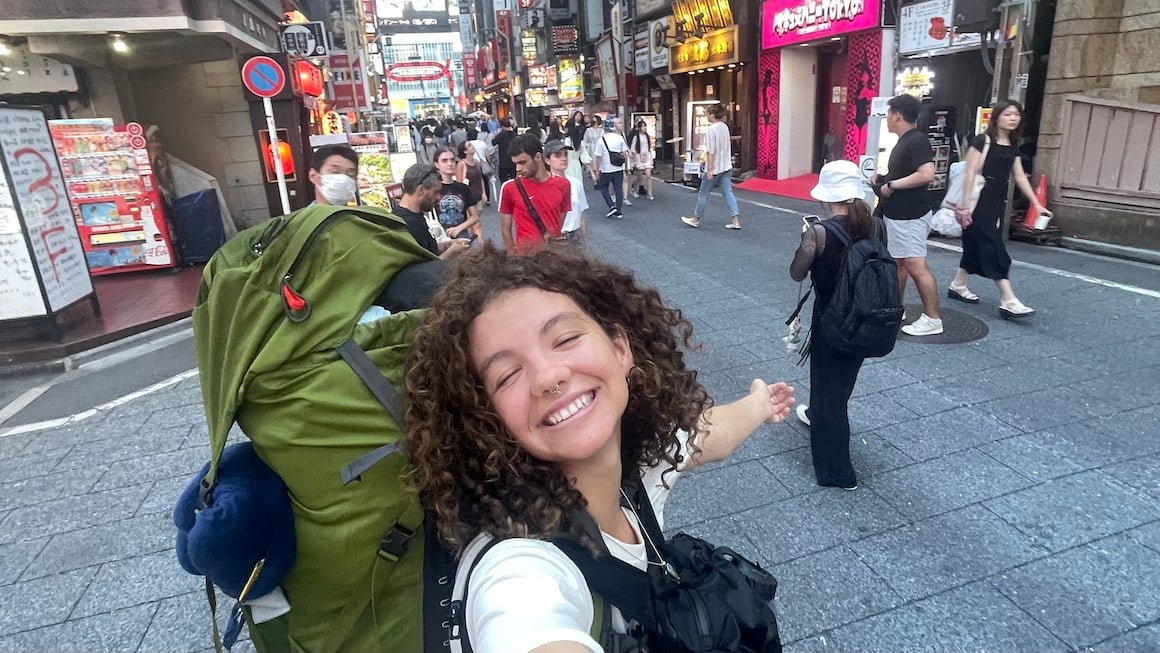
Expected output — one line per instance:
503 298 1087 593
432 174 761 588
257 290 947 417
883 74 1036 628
742 199 799 214
927 240 1160 299
0 385 50 425
0 368 199 438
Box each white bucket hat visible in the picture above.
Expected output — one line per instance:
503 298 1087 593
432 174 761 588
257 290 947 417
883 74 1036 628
811 160 866 203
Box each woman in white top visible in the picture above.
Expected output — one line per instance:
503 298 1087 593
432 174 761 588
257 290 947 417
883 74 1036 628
627 119 655 201
582 115 605 182
404 245 795 653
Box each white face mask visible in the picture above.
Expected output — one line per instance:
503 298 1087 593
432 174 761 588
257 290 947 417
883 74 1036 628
319 173 358 204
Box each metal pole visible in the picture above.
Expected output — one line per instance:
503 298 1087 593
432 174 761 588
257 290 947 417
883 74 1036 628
339 0 360 130
264 96 292 214
354 0 376 122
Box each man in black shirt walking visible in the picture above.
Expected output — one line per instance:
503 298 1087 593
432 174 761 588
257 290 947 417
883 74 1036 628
492 118 518 184
872 94 941 336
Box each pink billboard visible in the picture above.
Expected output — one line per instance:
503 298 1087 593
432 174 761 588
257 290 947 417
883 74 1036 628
761 0 882 49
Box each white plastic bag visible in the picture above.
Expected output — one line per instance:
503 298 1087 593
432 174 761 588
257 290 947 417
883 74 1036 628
930 207 962 238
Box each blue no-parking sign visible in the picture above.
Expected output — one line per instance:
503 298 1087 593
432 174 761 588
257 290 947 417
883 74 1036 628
241 56 286 99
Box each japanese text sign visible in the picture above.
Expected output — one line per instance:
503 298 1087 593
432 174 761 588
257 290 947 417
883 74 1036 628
761 0 881 49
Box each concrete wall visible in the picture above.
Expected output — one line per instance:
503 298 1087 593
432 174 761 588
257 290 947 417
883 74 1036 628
1038 0 1160 248
128 59 270 228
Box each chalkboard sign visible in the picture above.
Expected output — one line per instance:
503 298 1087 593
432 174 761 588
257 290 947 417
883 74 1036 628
0 106 97 329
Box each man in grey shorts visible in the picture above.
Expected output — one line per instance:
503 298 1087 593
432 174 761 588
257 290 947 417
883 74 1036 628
872 94 941 336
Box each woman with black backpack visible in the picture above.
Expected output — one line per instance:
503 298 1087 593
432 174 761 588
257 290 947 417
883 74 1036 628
789 160 877 491
404 245 792 652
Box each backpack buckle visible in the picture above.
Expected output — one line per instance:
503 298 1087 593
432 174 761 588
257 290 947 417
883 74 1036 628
378 522 416 562
195 477 214 511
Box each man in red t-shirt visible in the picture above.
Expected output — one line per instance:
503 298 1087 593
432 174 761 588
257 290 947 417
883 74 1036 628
499 134 572 252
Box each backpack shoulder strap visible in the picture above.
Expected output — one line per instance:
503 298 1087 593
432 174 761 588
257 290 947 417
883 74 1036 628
450 533 620 653
820 217 853 248
334 339 404 484
514 177 551 238
448 533 501 653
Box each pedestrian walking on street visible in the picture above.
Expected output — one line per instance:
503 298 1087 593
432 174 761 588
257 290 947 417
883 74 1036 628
498 134 572 252
592 117 629 219
402 245 793 651
628 119 655 200
948 99 1045 319
547 115 565 142
545 139 588 246
680 104 741 230
433 147 481 240
525 114 544 142
493 118 518 185
456 141 487 241
582 115 604 187
564 111 587 181
790 160 878 491
870 94 941 336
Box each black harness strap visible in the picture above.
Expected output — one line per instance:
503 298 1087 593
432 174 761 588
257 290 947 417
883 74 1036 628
335 339 404 485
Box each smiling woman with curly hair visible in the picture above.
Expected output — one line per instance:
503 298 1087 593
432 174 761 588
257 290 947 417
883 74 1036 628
402 244 794 653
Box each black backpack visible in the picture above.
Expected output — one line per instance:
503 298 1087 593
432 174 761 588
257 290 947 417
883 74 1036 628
816 218 904 358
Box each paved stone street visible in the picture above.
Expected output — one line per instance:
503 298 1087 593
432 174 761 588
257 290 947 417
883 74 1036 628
1 179 1159 652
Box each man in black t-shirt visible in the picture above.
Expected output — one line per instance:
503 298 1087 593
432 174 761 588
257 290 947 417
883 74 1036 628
492 118 518 184
393 164 470 261
871 94 942 337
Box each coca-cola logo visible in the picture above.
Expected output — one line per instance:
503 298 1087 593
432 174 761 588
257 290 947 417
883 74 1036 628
772 0 866 36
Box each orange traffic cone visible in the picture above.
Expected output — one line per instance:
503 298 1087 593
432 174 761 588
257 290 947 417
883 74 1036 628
1023 174 1049 229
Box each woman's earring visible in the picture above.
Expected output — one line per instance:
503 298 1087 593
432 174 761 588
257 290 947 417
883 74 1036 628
627 364 642 381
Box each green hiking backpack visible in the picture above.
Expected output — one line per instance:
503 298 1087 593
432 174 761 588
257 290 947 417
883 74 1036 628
191 204 456 653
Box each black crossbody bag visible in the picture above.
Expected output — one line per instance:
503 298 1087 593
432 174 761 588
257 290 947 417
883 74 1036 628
514 177 558 242
552 476 784 653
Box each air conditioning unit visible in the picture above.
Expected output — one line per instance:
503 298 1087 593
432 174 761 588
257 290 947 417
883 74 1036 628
954 0 1001 33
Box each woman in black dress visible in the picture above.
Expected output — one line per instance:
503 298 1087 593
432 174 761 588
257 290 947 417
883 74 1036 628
948 99 1048 319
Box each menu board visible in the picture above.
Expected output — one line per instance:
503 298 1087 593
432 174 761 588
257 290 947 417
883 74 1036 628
350 132 394 210
685 101 718 159
0 107 92 320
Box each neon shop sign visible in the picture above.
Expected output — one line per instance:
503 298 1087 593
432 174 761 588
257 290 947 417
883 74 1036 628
761 0 881 49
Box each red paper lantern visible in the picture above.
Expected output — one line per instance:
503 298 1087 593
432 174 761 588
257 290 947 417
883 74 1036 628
295 60 324 97
265 140 294 176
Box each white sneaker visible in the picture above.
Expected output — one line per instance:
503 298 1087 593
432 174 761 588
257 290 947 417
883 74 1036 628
624 198 633 206
901 314 944 336
795 404 810 427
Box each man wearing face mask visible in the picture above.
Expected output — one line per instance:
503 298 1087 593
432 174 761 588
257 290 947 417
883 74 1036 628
308 144 360 206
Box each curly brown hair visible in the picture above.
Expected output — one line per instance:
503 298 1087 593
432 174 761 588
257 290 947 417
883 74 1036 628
403 244 710 552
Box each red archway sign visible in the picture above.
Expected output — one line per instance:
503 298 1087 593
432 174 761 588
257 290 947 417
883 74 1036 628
241 56 287 98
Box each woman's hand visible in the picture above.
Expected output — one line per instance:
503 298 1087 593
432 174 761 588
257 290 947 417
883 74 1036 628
750 379 795 424
950 204 971 225
1033 203 1052 217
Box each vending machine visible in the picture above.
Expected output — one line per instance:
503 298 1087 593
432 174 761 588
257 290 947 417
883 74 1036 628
48 119 176 275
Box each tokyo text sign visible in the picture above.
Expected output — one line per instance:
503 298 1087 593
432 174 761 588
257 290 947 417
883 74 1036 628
761 0 881 49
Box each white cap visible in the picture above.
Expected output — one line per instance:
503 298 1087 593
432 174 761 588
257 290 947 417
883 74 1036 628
811 160 865 203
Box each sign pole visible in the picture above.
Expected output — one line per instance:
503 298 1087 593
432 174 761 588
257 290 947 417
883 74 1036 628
264 96 292 215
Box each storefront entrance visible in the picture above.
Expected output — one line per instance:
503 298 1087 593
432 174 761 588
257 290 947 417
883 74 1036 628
814 45 849 172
